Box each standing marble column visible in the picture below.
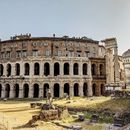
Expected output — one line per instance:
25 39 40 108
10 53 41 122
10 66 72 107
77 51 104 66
19 87 23 98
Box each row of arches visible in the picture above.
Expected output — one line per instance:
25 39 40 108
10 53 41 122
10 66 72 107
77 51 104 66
0 83 105 98
91 63 105 76
0 62 88 77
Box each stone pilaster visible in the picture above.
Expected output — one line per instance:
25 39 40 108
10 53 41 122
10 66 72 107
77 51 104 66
88 80 92 96
19 87 23 98
79 62 82 76
50 62 54 76
10 86 14 98
29 86 33 98
70 62 73 76
70 84 74 97
79 83 83 96
60 62 63 76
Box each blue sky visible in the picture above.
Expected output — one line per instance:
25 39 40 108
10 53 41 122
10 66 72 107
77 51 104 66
0 0 130 55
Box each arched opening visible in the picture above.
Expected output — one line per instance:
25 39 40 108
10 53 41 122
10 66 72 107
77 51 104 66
6 64 11 77
43 83 49 98
99 64 104 76
83 63 88 75
0 84 2 98
33 84 39 98
54 83 60 97
101 84 105 95
15 63 20 76
5 84 10 98
54 63 60 76
64 63 69 75
74 83 79 96
44 63 50 76
83 83 88 96
24 63 30 75
23 84 29 98
14 84 19 98
0 64 4 76
64 83 70 95
73 63 78 75
92 83 96 96
91 64 96 75
34 63 40 75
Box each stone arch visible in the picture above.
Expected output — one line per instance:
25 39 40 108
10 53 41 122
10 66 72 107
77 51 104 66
43 83 49 98
34 62 40 75
14 84 19 98
24 63 30 75
0 84 2 97
15 63 20 76
44 62 50 76
54 83 60 97
99 64 104 76
64 63 69 75
23 83 29 98
5 84 10 98
6 64 11 77
54 62 60 76
92 83 96 96
92 64 96 75
101 84 105 95
33 83 39 98
74 83 79 96
64 83 70 95
83 63 88 75
83 83 88 96
0 64 4 76
73 63 78 75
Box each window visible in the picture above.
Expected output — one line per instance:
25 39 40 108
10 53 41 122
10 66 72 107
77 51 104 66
16 51 21 58
32 50 38 57
58 50 62 56
45 50 50 56
22 50 27 57
1 52 5 58
6 51 11 58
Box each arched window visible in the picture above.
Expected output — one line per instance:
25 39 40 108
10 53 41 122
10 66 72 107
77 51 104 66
64 63 69 75
24 63 30 75
64 83 70 95
23 84 29 98
74 83 79 96
5 84 10 98
54 83 60 97
73 63 78 75
99 64 104 76
54 62 60 76
83 83 88 96
14 84 19 98
91 64 96 75
34 63 40 75
43 83 49 98
33 84 39 98
83 63 88 75
101 84 105 95
6 64 11 77
15 63 20 76
92 83 96 96
0 84 2 98
44 63 50 76
0 64 4 76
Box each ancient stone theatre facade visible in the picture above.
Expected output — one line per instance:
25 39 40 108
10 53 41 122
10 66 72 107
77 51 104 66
0 34 109 98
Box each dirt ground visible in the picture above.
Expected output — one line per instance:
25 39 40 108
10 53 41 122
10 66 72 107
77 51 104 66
0 97 125 130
